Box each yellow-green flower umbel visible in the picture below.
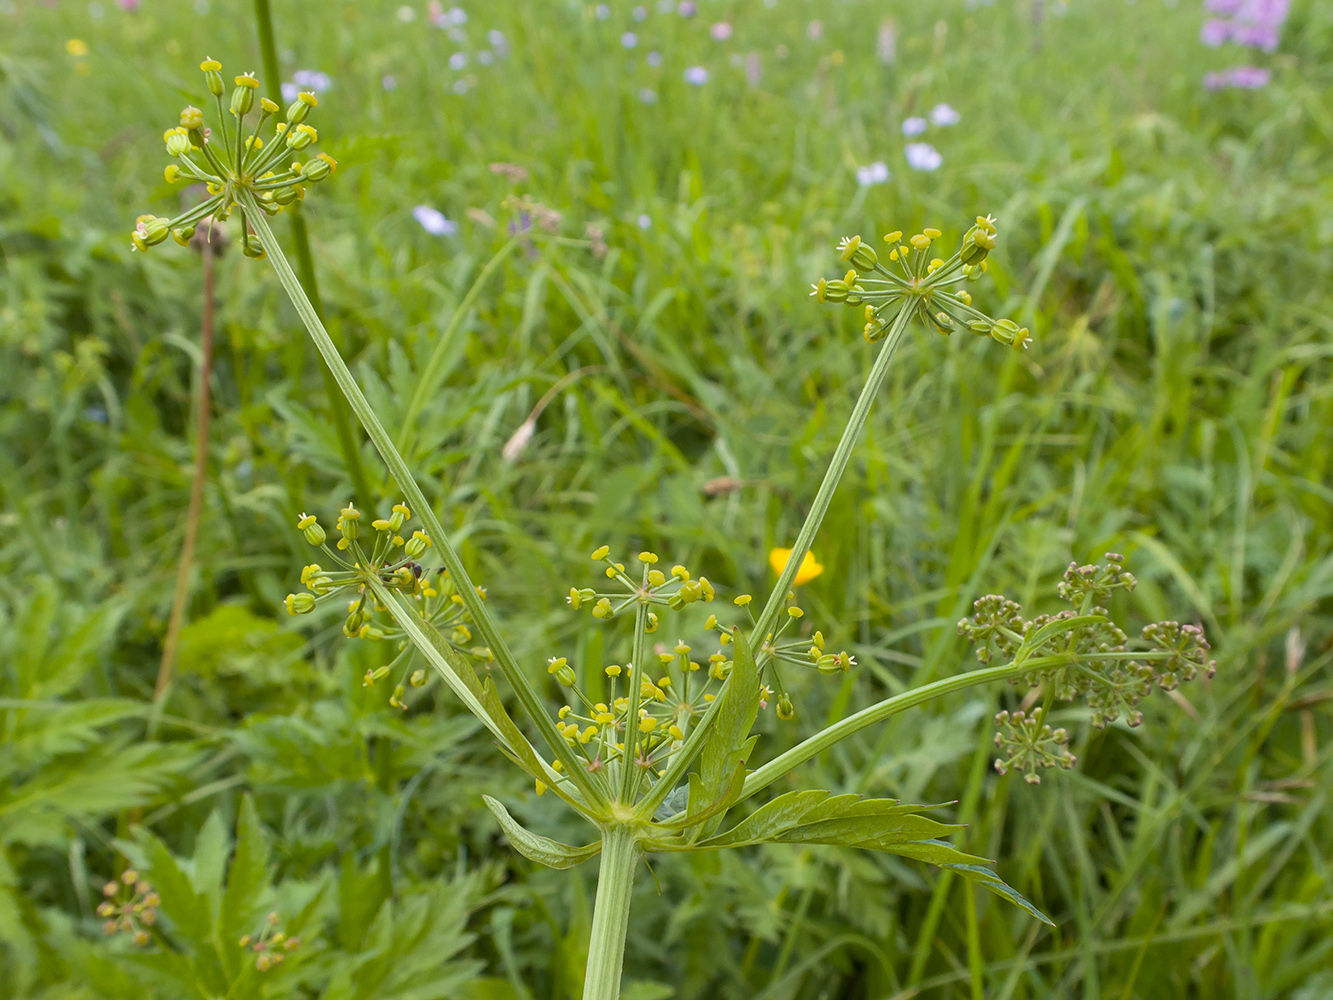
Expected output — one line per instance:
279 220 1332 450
813 218 1032 351
129 59 336 259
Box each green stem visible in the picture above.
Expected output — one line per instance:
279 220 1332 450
749 306 913 648
737 658 1066 804
582 825 640 1000
618 568 651 802
251 0 374 505
244 200 608 809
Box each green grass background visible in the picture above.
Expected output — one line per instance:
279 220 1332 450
2 0 1332 996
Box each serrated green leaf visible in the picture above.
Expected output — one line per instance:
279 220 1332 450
874 838 992 867
700 789 833 848
483 796 601 870
218 795 271 971
139 832 210 942
944 864 1055 925
782 812 961 846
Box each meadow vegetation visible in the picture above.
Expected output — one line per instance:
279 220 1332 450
1 0 1331 997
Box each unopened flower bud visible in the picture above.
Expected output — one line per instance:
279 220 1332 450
300 152 336 182
164 127 191 157
776 694 796 721
405 530 432 559
410 669 427 687
171 226 195 246
838 234 879 270
230 73 259 116
200 57 224 96
286 90 318 124
286 123 317 150
821 279 849 303
297 513 325 545
284 592 316 615
272 184 301 205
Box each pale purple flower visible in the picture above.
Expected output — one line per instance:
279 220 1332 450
856 161 891 186
622 31 638 48
684 65 708 85
901 116 928 137
477 50 494 65
1200 19 1231 45
595 3 610 19
639 87 658 103
806 19 823 40
633 5 648 20
382 74 398 90
678 0 696 16
637 214 652 229
449 52 468 70
281 69 330 104
646 50 662 67
414 205 457 236
1232 21 1279 49
1204 64 1271 88
905 142 942 171
488 29 507 48
930 103 960 126
1201 0 1289 51
711 21 733 40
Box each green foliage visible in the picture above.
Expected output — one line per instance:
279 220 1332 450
2 0 1333 996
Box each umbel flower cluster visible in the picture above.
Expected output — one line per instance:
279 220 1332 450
536 546 858 799
97 869 160 945
959 554 1216 782
284 503 492 710
812 218 1032 350
238 911 301 973
130 58 336 259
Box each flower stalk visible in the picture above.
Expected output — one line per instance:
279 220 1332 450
581 825 641 1000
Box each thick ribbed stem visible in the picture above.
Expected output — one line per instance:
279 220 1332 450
582 826 640 1000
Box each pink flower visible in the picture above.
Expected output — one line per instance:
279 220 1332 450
710 22 733 41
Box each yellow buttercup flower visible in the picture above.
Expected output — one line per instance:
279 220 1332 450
769 548 824 585
66 39 89 57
